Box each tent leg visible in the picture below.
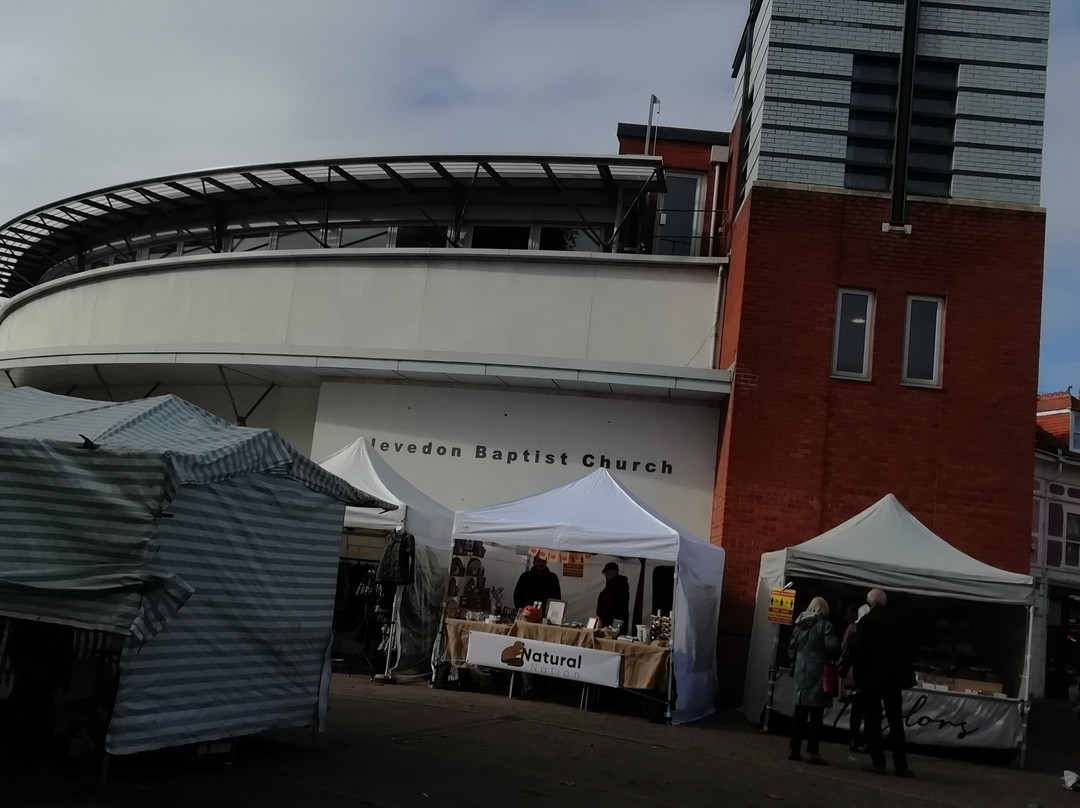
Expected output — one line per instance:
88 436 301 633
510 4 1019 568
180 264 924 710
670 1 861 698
762 625 780 732
509 672 515 699
374 588 403 683
665 568 679 723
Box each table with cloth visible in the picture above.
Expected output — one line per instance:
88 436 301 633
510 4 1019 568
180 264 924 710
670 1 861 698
441 618 670 691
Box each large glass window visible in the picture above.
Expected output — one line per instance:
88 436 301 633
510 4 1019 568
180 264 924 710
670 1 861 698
903 295 944 386
230 233 271 252
340 226 390 249
538 226 604 252
1072 412 1080 454
395 225 447 248
656 173 702 256
832 289 874 379
470 225 530 250
276 229 324 250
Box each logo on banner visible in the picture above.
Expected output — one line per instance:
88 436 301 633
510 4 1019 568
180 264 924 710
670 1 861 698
466 631 621 687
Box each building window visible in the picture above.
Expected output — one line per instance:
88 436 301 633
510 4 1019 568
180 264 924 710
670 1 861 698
1072 412 1080 453
902 295 944 387
276 229 325 250
339 225 391 249
832 289 874 379
469 225 531 250
538 226 603 252
845 55 957 198
230 233 271 252
1067 514 1080 567
656 173 703 256
395 225 448 248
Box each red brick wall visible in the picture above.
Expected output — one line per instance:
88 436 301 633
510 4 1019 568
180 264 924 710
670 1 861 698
713 184 1046 701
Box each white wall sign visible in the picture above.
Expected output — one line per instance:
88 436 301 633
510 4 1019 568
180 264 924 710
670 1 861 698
312 381 720 538
465 631 621 687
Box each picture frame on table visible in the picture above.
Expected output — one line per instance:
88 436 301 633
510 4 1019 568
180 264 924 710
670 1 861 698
585 616 599 630
546 599 566 626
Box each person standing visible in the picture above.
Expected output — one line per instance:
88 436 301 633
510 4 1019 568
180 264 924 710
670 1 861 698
513 556 562 612
787 596 839 765
595 562 630 629
839 603 870 752
852 588 915 777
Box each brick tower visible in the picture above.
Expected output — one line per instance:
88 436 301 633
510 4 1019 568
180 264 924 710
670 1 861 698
714 0 1051 702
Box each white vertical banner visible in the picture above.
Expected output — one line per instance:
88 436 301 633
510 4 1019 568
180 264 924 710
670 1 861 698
465 631 621 687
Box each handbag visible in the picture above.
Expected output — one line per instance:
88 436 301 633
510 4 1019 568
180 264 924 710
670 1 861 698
821 662 839 697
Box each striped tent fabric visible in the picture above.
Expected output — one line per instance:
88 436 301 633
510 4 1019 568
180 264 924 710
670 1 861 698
0 388 395 754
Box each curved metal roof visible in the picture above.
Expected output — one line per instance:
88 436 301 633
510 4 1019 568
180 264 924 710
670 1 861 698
0 154 665 297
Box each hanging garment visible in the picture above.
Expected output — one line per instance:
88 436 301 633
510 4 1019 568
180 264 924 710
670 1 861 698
377 531 416 585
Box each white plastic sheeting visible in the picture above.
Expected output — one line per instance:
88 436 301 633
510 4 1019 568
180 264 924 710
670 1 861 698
453 469 725 725
319 438 454 675
743 494 1035 723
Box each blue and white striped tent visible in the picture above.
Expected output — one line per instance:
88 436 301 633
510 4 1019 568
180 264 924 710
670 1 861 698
0 388 395 754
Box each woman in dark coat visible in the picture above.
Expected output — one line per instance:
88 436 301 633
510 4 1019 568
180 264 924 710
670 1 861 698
787 596 839 764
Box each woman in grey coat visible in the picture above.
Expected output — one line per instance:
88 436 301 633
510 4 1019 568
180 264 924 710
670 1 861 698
787 596 839 764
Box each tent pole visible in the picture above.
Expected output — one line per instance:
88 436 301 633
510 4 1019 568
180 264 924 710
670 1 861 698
762 623 780 732
1020 603 1035 767
665 565 679 722
374 588 403 683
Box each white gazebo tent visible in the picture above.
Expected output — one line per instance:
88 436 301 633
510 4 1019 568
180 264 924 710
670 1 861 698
743 494 1036 736
452 469 725 725
319 438 454 676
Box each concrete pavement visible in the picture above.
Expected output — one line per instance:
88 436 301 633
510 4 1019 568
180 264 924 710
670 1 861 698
4 674 1078 807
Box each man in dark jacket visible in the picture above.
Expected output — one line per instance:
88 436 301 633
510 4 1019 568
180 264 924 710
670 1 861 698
513 556 562 611
852 588 915 777
595 562 630 629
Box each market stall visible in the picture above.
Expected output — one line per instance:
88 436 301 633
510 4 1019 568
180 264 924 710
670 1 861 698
319 438 454 677
0 388 394 757
743 494 1036 753
445 469 725 725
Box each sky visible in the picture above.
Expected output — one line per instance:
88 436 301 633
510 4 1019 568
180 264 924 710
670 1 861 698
0 0 1075 392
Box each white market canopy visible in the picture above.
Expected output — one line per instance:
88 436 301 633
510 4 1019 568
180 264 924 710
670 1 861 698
318 437 455 675
759 493 1034 605
453 469 725 725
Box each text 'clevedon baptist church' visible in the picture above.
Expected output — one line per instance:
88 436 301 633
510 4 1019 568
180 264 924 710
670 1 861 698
368 438 674 475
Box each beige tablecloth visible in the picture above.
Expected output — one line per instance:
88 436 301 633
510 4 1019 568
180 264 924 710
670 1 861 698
442 619 670 691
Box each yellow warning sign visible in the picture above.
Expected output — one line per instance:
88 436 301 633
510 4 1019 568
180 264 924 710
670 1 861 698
767 588 795 625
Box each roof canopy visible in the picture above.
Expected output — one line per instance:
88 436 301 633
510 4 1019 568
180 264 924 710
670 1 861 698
318 437 453 546
0 388 394 639
760 494 1034 605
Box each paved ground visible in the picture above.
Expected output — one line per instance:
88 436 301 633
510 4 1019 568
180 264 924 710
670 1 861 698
4 674 1080 807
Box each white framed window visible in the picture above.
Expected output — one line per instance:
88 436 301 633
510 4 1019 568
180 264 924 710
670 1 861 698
832 288 875 379
902 294 944 387
1071 412 1080 454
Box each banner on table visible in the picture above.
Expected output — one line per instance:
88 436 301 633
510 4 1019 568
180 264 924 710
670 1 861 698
771 676 1023 749
466 630 621 687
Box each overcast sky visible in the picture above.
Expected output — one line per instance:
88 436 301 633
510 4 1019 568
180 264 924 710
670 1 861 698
0 1 1075 391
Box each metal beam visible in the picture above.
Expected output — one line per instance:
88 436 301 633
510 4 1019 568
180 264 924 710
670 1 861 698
203 177 254 199
284 168 326 192
105 193 158 215
540 162 606 250
430 161 464 189
479 161 513 192
378 163 417 195
165 181 207 202
889 0 922 228
241 171 290 197
329 165 374 194
133 186 186 210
